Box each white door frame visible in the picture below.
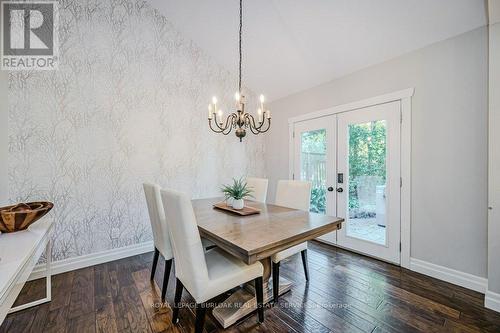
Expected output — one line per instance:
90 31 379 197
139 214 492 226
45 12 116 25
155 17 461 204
288 88 414 269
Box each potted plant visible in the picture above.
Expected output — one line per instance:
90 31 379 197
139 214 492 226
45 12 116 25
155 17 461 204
221 178 254 210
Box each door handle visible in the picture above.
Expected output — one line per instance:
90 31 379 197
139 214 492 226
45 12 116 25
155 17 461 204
327 186 334 192
336 188 344 193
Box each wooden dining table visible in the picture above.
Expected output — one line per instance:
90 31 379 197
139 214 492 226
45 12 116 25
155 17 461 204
192 197 344 328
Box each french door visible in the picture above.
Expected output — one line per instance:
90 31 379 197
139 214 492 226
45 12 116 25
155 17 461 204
293 101 401 264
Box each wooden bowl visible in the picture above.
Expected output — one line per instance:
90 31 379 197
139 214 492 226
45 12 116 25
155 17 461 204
0 202 53 233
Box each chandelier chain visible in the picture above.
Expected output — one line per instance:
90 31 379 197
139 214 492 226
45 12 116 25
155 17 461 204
239 0 242 93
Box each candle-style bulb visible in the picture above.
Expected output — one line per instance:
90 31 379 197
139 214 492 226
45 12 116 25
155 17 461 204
212 96 218 104
208 104 213 119
266 110 271 119
217 109 223 123
235 91 240 102
257 108 263 123
259 94 265 103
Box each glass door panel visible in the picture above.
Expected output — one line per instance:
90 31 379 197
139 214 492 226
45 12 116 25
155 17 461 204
346 120 388 245
294 116 336 244
300 129 327 213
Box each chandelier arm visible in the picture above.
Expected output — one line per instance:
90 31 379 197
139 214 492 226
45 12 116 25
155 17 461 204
248 125 260 135
222 114 238 134
222 117 236 135
213 117 227 132
208 120 226 133
258 119 272 133
211 118 228 133
254 117 268 131
213 113 236 132
250 115 271 134
244 113 269 133
243 114 258 133
221 125 234 135
245 114 266 134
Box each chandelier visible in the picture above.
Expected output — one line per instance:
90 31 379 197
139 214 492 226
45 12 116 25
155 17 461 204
207 0 271 142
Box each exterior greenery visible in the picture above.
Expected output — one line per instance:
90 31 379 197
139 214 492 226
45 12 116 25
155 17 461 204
300 122 387 214
348 121 387 211
301 130 327 213
301 129 327 154
310 187 326 213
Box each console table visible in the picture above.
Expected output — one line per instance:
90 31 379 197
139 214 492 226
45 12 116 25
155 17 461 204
0 217 54 325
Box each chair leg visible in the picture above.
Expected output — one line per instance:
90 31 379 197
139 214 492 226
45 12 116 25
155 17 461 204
272 261 280 302
172 278 183 324
254 277 264 323
151 248 159 280
301 249 309 281
161 259 173 302
195 303 207 333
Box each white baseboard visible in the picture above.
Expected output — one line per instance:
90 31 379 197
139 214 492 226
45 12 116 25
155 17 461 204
410 258 487 293
29 241 154 281
485 290 500 313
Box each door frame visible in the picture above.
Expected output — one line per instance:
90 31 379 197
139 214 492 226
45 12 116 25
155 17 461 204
288 88 414 268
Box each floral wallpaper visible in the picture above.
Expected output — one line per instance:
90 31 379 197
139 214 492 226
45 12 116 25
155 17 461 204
8 0 265 261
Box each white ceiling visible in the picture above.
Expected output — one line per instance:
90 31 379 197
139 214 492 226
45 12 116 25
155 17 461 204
148 0 486 101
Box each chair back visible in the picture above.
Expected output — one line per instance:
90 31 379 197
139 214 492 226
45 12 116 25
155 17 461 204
246 177 269 203
143 183 173 260
275 180 312 211
160 188 209 295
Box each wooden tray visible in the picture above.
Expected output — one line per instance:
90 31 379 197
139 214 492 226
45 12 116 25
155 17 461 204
213 202 261 216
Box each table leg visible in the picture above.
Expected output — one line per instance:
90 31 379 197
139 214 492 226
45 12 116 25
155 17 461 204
261 257 271 283
8 240 52 313
211 257 293 328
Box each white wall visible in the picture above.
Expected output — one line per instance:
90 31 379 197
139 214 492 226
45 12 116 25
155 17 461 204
0 70 7 205
266 27 488 278
488 1 500 295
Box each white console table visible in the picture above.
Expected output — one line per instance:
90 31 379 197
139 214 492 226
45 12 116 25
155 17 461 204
0 217 54 325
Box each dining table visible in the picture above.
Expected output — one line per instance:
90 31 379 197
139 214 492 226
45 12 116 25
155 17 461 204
192 197 344 328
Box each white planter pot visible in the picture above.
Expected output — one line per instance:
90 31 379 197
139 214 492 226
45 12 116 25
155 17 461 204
226 197 234 206
231 199 244 210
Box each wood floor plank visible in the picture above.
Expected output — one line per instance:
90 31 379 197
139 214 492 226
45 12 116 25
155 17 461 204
331 264 460 319
66 312 96 333
278 282 365 333
95 264 119 333
132 268 180 333
49 271 76 310
42 271 76 333
443 319 482 333
67 267 95 320
1 308 38 333
377 301 445 333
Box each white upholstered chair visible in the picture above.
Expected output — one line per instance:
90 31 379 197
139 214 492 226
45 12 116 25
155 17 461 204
160 188 265 333
143 183 173 302
246 177 269 203
272 180 312 301
144 183 215 301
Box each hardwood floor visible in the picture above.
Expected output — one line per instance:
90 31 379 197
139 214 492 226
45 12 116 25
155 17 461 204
2 241 500 332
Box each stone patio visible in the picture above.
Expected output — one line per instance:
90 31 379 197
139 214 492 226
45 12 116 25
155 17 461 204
346 217 386 245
